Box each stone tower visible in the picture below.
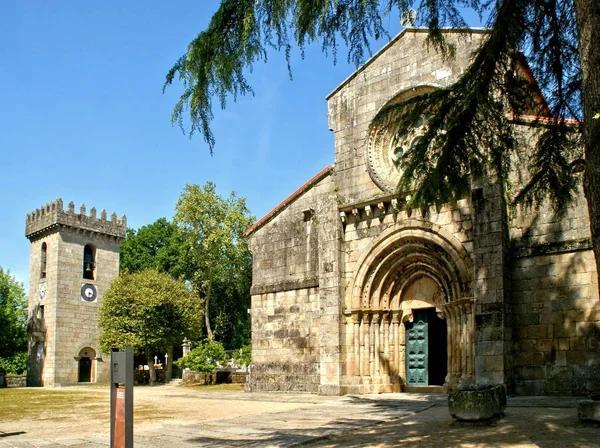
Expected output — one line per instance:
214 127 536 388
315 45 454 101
25 199 126 386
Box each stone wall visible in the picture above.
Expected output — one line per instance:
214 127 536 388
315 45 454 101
247 28 599 396
5 375 27 388
53 227 120 384
247 173 335 393
510 183 600 395
327 29 488 205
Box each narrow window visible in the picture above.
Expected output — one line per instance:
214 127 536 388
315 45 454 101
38 305 44 320
40 242 47 278
83 244 96 280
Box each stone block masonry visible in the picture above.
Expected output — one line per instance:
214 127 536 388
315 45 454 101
26 198 125 387
246 28 599 396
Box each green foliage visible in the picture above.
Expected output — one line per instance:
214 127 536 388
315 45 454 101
0 267 27 359
175 340 228 374
98 269 203 354
164 0 405 152
120 218 188 278
232 344 251 368
165 0 587 215
174 182 254 345
0 352 27 375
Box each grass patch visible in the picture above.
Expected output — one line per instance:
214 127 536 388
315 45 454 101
0 388 173 424
0 388 107 421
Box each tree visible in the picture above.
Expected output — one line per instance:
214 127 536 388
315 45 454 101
99 269 203 383
0 267 27 366
120 217 188 278
174 182 254 343
164 0 600 294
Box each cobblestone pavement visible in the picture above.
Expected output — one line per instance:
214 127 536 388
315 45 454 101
1 391 598 447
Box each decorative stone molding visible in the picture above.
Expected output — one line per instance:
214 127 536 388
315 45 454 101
339 195 404 226
511 237 592 258
250 277 319 295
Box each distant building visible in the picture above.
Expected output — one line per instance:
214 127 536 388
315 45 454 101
25 199 126 386
245 29 599 395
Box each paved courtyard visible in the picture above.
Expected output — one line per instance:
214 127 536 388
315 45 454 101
1 385 598 447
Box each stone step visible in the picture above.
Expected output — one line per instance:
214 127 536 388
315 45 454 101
403 386 445 394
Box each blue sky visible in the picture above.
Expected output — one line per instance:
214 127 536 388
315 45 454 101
1 2 482 290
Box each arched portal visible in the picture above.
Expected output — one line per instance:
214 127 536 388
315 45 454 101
77 347 96 383
343 222 473 392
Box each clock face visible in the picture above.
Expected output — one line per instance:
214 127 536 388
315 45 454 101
81 283 97 302
39 283 46 301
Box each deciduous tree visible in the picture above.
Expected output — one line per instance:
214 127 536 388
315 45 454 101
120 217 188 278
99 269 203 383
0 267 27 364
174 182 254 343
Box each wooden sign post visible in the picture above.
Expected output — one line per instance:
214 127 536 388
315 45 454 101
110 347 133 448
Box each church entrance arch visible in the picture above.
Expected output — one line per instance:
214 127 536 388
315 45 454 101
77 347 96 383
343 222 473 392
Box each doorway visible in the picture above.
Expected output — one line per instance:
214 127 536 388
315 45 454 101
77 347 96 383
405 308 447 387
78 357 92 382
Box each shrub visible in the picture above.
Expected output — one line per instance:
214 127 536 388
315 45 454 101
0 351 27 375
232 344 251 368
175 340 228 374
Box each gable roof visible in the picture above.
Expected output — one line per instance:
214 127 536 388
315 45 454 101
326 27 489 100
244 164 334 237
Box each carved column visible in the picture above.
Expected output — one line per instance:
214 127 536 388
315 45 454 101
372 313 380 377
391 311 400 379
383 312 390 376
353 312 361 378
362 313 371 379
345 314 355 377
399 314 407 383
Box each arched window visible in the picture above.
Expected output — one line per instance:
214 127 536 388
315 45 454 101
83 244 96 280
40 242 47 279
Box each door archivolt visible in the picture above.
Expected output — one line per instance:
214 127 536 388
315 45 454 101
343 223 474 390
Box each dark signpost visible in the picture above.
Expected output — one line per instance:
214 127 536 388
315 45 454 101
110 347 133 448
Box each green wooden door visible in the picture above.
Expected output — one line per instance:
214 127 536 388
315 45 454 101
405 309 428 386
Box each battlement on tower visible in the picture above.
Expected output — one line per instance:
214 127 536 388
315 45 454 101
25 198 127 241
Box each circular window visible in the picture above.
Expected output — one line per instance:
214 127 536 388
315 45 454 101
368 115 429 192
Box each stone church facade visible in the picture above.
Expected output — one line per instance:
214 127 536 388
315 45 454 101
245 29 599 396
25 199 126 386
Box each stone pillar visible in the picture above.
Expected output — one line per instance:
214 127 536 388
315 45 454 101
471 184 513 390
316 184 343 395
373 313 380 377
383 312 390 376
363 313 371 380
391 311 400 380
353 312 361 378
345 314 355 377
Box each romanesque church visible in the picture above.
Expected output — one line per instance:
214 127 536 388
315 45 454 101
244 29 599 396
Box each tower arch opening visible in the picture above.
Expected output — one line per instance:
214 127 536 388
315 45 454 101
83 244 96 280
77 346 96 383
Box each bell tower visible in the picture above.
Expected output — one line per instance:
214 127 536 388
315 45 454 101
25 199 126 386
